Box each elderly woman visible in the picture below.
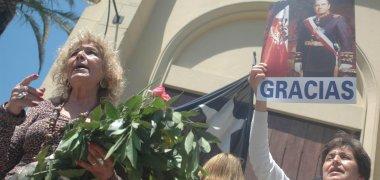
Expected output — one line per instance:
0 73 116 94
0 32 124 179
248 63 371 180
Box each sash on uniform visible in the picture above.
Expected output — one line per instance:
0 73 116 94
303 16 338 56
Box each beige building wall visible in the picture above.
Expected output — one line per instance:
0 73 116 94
42 0 380 179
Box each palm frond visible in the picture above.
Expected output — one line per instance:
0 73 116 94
21 0 79 30
47 9 78 35
19 0 46 14
65 0 75 8
40 0 76 9
46 9 79 21
13 0 81 73
21 0 78 20
0 1 17 36
50 13 74 34
39 10 50 45
22 12 46 74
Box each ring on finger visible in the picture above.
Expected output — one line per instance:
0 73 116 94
16 91 28 100
96 158 104 166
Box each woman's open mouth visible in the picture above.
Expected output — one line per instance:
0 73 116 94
73 64 89 72
329 167 345 175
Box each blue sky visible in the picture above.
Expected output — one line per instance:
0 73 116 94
0 2 87 103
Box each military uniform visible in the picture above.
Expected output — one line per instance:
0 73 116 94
296 13 354 77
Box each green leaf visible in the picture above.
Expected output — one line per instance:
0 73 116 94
142 106 158 116
90 105 103 121
105 134 127 159
139 121 152 129
36 146 49 164
184 131 194 154
172 112 182 124
152 98 166 109
58 169 86 178
176 122 184 130
108 119 124 132
78 140 87 160
163 121 175 129
126 139 137 168
190 146 200 178
30 169 55 178
187 121 209 129
61 128 78 141
118 139 129 161
34 146 49 173
28 81 230 179
199 137 211 153
56 132 79 153
196 130 221 144
127 169 141 180
181 110 199 119
104 100 119 119
125 95 143 111
173 153 183 168
162 131 175 149
46 159 54 180
110 128 127 136
150 120 157 137
81 120 100 130
69 138 81 153
131 122 140 129
132 134 141 151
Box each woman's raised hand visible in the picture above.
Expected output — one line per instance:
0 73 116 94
249 63 267 112
5 74 45 115
249 63 267 93
77 143 116 180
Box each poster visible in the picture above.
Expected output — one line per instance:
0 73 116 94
257 0 356 103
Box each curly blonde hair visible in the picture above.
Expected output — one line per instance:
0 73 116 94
51 31 124 104
201 153 245 180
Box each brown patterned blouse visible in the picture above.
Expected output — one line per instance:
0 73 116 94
0 100 74 178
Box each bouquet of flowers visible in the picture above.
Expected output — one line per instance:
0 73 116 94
30 85 219 180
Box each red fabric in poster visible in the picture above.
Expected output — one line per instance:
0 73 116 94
261 6 289 77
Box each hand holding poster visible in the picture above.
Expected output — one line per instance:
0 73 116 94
258 0 356 103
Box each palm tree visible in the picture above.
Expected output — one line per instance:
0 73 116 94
0 0 79 73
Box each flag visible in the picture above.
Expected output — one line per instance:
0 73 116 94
174 75 253 169
261 0 290 77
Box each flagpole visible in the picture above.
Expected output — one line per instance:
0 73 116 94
252 51 257 66
251 51 257 106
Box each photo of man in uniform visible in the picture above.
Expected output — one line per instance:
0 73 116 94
294 0 355 77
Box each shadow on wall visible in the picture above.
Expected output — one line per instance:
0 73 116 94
175 20 265 69
122 0 176 98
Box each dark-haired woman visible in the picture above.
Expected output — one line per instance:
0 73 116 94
248 63 371 180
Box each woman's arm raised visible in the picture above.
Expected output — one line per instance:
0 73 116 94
248 63 289 180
